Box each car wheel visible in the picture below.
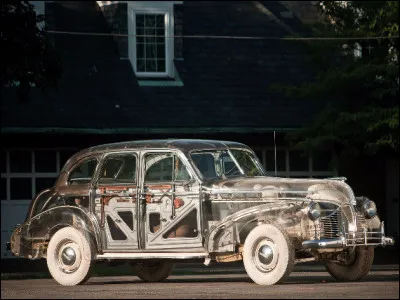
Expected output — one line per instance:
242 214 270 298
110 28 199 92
325 246 374 281
243 223 295 285
132 260 174 282
46 227 95 286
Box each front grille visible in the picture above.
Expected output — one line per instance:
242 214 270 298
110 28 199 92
320 209 341 239
345 212 382 245
318 208 384 246
356 212 368 230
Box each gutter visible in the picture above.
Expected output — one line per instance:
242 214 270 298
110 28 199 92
1 127 299 135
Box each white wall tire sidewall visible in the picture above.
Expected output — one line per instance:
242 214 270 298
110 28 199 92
46 227 93 286
243 224 293 285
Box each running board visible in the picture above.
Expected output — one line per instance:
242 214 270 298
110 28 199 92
96 252 209 260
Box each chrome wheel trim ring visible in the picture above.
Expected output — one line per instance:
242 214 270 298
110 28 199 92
252 238 279 273
56 240 82 274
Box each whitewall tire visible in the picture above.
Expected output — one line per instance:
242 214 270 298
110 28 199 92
243 224 295 285
46 227 95 286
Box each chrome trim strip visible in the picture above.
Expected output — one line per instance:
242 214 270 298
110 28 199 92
96 252 208 260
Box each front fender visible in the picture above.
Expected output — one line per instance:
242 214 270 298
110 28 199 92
11 206 101 259
205 201 302 253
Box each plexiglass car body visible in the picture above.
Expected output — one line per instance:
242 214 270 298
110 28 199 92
9 139 394 286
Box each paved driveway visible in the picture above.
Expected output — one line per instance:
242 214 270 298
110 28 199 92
1 267 398 299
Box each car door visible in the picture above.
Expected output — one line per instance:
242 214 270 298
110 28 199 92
93 151 139 250
138 150 203 250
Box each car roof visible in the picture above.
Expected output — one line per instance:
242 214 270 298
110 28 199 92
69 139 250 162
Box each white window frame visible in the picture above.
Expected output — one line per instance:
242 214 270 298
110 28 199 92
128 2 175 78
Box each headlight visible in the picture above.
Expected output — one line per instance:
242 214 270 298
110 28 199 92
307 201 321 221
361 200 377 219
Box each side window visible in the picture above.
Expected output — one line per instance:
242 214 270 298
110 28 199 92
145 153 190 183
174 156 191 181
99 154 137 184
191 153 217 178
221 152 241 176
145 154 173 182
68 158 98 185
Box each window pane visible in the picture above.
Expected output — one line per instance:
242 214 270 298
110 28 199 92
156 36 165 44
313 151 333 171
136 27 144 37
253 150 262 162
136 43 144 60
10 178 32 200
144 34 154 44
35 150 57 173
137 35 144 44
35 177 56 195
69 159 98 185
289 150 309 172
136 14 144 27
99 154 136 184
156 27 164 37
230 150 263 176
136 13 165 74
10 151 31 173
155 15 164 27
147 59 157 72
145 154 173 182
144 15 155 27
265 150 285 172
137 59 145 72
157 59 165 72
146 44 156 59
1 149 6 173
174 157 190 181
1 178 6 200
156 44 165 59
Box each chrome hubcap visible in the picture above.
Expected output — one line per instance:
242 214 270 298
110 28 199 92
252 238 278 273
56 241 81 274
258 245 274 265
61 247 76 266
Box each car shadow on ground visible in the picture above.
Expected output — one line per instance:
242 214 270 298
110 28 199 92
86 273 399 286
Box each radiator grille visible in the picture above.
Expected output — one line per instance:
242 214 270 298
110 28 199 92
320 209 341 239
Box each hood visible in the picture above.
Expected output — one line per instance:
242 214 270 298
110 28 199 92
202 176 356 206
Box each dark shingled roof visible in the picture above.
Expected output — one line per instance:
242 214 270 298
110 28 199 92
1 1 323 134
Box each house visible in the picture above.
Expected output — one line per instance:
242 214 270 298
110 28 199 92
1 1 397 259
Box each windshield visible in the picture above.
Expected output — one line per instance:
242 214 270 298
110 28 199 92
190 149 265 179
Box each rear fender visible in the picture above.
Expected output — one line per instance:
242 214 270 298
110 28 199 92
11 206 101 259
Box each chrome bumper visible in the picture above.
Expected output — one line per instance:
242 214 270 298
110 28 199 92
302 236 395 249
302 221 395 249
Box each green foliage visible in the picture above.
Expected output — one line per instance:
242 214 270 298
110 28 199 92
0 1 62 102
277 1 399 159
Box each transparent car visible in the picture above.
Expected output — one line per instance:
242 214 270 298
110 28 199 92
8 139 394 286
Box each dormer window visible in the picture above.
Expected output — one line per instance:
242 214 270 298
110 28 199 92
136 14 166 73
128 2 174 78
